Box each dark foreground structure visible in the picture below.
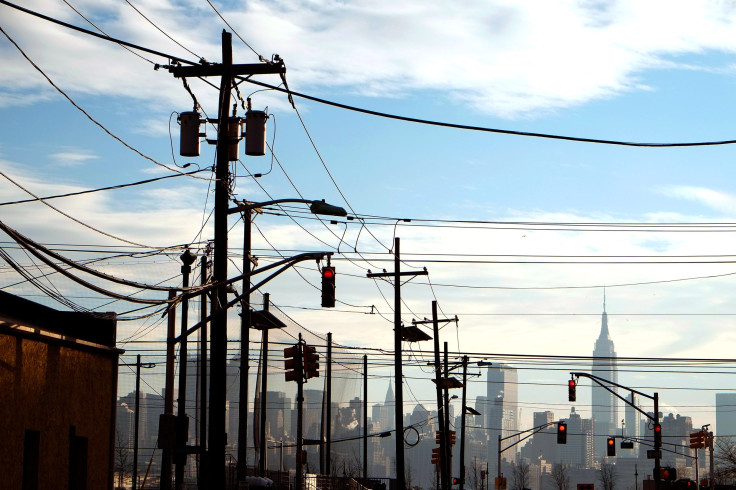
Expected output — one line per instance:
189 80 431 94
0 290 120 490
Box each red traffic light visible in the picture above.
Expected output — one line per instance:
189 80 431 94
322 268 334 278
568 379 576 402
557 422 567 444
607 437 616 457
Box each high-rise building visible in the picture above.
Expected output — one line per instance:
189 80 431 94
623 392 640 455
559 407 594 467
484 364 518 476
716 393 736 437
592 297 618 460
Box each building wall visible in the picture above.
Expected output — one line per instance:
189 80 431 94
716 393 736 438
0 330 118 490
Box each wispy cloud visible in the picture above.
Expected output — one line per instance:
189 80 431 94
658 185 736 214
50 149 98 166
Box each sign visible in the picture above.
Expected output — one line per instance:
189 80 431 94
690 431 706 449
647 449 662 459
577 484 594 490
495 477 507 489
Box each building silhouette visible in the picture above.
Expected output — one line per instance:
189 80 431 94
482 364 518 477
716 393 736 438
592 296 618 460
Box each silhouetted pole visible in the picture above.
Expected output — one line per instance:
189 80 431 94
432 301 447 490
198 251 209 490
208 30 233 490
238 209 252 481
443 342 451 490
259 293 271 476
363 354 368 480
459 355 468 490
326 332 332 475
296 334 305 490
161 289 177 490
133 354 141 490
394 237 405 489
176 249 197 490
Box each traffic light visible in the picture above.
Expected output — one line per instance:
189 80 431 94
659 467 677 481
436 430 441 444
321 266 336 307
557 422 567 444
453 477 463 485
690 431 706 449
303 344 319 379
449 430 456 446
568 379 576 402
431 447 441 466
653 423 662 447
284 345 301 382
607 437 616 457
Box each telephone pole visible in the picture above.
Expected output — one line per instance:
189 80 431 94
167 30 286 489
367 237 427 489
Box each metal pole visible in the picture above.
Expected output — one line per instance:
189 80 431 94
133 354 141 490
497 435 502 480
393 237 405 489
198 252 209 490
259 293 270 476
161 289 177 490
209 30 233 490
709 431 714 490
443 342 451 490
326 332 332 476
459 355 468 490
654 392 660 484
176 249 196 490
363 354 368 480
432 301 446 490
296 333 304 490
238 209 252 482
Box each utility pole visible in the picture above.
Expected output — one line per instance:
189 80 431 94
363 354 368 480
443 342 451 490
167 31 286 489
238 208 252 482
176 249 197 490
132 355 154 490
296 334 305 490
326 332 333 476
459 355 468 490
161 290 177 490
198 250 209 490
259 293 271 476
433 302 447 490
366 237 427 490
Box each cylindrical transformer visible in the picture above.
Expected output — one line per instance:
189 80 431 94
179 111 201 157
245 110 268 156
227 117 243 161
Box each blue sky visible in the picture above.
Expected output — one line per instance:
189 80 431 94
3 0 736 433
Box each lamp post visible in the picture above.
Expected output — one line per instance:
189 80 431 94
228 198 346 481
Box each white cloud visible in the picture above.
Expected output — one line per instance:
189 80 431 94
658 185 736 214
3 1 736 116
50 149 99 166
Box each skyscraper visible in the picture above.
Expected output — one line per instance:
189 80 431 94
484 364 518 476
716 393 736 437
592 296 618 460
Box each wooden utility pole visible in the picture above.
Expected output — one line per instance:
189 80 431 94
161 290 177 490
167 31 285 489
366 237 427 489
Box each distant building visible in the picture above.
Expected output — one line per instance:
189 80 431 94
481 364 518 476
716 393 736 438
592 297 618 460
559 407 595 467
0 290 119 489
623 392 641 455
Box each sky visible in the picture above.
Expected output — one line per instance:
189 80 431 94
2 0 736 435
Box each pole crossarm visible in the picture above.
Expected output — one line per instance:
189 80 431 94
173 252 329 343
168 62 285 78
571 371 656 421
500 421 558 453
412 316 458 326
367 270 428 278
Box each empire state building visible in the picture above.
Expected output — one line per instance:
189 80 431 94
592 298 618 460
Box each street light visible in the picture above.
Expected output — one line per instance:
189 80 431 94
228 197 347 480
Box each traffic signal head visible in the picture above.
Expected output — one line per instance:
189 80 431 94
303 344 320 379
557 422 567 444
659 467 677 481
453 477 462 485
431 447 441 466
284 345 301 382
654 423 662 446
321 266 336 307
568 379 576 402
607 437 616 457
